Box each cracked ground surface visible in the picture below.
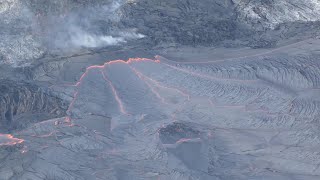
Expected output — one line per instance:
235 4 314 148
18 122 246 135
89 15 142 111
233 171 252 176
1 1 320 179
1 38 320 179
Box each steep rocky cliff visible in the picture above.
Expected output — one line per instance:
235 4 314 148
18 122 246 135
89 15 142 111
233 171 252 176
119 0 320 47
0 80 68 131
1 0 320 66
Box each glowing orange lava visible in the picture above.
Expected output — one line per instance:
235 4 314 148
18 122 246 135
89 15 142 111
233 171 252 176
129 65 190 100
0 134 24 146
176 137 201 144
65 58 158 118
101 70 128 115
129 66 168 104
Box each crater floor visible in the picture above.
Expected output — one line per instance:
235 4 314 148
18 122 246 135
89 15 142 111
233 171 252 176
1 38 320 179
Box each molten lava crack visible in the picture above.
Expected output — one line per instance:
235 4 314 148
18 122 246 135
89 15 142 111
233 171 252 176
0 134 24 146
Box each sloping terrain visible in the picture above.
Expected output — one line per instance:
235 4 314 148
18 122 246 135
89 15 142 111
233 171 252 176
1 0 320 66
1 38 320 179
115 0 320 47
0 80 68 132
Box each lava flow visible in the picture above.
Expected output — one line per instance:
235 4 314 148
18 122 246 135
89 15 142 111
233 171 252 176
159 59 257 83
66 58 156 118
129 64 190 101
66 64 105 116
100 69 128 115
0 134 24 146
129 66 169 104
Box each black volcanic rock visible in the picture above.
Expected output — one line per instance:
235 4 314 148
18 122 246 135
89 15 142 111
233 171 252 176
159 122 201 144
1 0 320 65
0 1 320 180
0 80 67 131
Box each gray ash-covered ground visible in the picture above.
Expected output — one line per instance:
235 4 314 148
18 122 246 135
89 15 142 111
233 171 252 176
1 0 320 180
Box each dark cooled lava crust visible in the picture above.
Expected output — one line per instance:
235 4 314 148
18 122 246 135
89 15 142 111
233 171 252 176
0 80 68 131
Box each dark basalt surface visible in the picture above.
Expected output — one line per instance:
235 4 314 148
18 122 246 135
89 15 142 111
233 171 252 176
0 80 68 131
0 0 320 179
2 0 320 66
159 122 201 144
